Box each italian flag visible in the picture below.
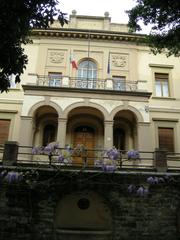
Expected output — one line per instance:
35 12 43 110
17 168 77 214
70 53 78 70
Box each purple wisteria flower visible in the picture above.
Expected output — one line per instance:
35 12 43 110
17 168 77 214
5 171 23 183
105 147 120 160
103 164 116 173
0 170 7 178
136 186 144 196
147 176 165 185
147 176 155 184
127 150 140 160
57 154 65 163
127 184 136 193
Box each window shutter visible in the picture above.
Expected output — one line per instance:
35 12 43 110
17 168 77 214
0 120 10 144
158 127 174 152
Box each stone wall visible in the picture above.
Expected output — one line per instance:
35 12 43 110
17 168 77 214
0 170 180 240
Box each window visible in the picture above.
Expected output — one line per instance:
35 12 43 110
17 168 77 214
155 73 169 97
113 76 126 90
158 127 174 152
0 120 10 144
48 72 62 87
77 60 97 88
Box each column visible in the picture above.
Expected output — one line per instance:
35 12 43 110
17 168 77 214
104 120 113 149
57 118 67 148
19 116 34 146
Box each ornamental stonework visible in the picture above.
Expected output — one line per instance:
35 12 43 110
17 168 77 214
47 50 66 65
111 54 128 70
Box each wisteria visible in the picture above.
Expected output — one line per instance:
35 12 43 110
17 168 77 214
105 147 120 161
127 174 174 197
127 184 149 197
127 150 140 160
5 171 23 183
0 169 40 185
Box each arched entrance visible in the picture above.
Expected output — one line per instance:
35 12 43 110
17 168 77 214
66 107 104 166
113 110 138 150
54 191 112 240
33 105 58 146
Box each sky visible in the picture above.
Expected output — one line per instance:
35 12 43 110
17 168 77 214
60 0 136 24
60 0 150 33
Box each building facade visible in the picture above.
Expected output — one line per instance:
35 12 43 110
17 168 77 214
0 11 180 154
1 11 180 240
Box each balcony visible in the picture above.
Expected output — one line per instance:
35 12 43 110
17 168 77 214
26 75 147 93
1 142 180 173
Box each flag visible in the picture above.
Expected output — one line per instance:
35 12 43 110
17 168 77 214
70 53 78 70
107 52 110 74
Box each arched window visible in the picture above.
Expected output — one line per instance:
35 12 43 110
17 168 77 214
77 60 97 89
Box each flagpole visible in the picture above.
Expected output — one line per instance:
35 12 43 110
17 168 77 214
69 49 72 78
87 30 91 80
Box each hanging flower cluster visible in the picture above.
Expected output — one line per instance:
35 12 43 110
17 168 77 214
32 142 60 156
127 150 140 160
127 174 173 197
32 142 72 164
94 147 120 173
0 169 39 184
127 184 149 197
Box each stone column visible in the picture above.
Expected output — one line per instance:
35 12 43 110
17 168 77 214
57 118 67 148
104 121 113 149
19 116 34 146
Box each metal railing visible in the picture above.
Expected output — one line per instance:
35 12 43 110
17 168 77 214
36 75 140 92
69 77 106 90
37 75 62 87
2 142 180 172
16 146 155 171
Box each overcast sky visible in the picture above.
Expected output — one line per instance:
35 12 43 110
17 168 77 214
60 0 150 33
61 0 136 23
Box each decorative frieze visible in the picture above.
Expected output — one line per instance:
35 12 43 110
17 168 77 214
111 54 129 70
47 50 66 66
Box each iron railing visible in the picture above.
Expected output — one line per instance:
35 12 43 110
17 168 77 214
16 146 157 171
36 75 139 92
37 75 62 87
2 143 180 172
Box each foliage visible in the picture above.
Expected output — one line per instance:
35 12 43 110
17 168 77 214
0 0 68 92
127 0 180 56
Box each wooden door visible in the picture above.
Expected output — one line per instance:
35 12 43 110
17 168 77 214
73 126 95 166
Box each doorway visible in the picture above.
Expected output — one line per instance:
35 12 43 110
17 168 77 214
73 126 95 165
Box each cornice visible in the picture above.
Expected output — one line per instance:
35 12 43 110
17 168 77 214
22 85 152 99
31 28 146 43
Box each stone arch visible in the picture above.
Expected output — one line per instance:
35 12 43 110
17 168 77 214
28 100 63 118
62 101 109 120
54 191 112 239
110 105 144 122
32 105 59 146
